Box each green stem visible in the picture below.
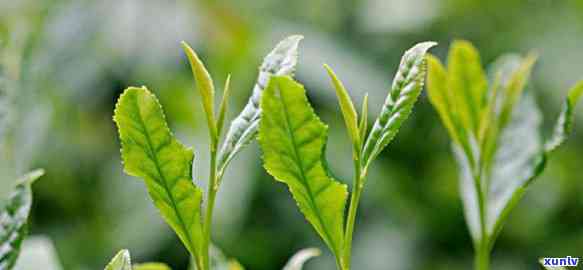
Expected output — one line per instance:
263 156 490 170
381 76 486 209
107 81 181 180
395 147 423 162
472 162 489 270
474 242 490 270
202 143 219 270
342 159 364 270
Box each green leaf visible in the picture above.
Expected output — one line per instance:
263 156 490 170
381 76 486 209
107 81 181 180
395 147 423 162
358 93 369 149
217 74 232 138
545 80 583 153
104 250 131 270
259 76 348 257
217 35 303 176
446 40 488 135
133 263 172 270
113 87 204 262
362 41 436 168
426 54 463 146
0 169 44 270
324 64 360 152
283 248 321 270
182 42 217 140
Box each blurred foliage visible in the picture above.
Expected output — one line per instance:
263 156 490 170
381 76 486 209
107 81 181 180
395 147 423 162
1 0 582 269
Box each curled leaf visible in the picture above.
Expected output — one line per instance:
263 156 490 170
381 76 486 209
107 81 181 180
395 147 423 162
0 169 44 270
324 64 360 152
283 248 321 270
362 41 436 168
217 35 303 176
545 80 583 153
182 42 217 140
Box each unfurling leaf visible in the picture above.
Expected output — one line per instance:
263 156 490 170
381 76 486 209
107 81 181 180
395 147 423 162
545 81 583 153
114 87 204 262
259 76 348 257
218 35 303 176
446 40 487 135
104 250 131 270
362 41 437 168
0 169 44 270
358 93 369 148
283 248 321 270
217 74 232 137
133 263 172 270
429 42 583 254
324 65 360 152
182 42 217 140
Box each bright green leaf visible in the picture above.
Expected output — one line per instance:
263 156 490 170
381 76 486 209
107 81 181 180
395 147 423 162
324 64 360 152
259 76 348 257
362 41 436 169
217 35 303 176
358 93 369 149
217 74 232 138
447 40 487 135
0 169 44 270
104 250 131 270
426 54 463 145
113 87 204 263
283 248 321 270
182 42 217 140
133 263 172 270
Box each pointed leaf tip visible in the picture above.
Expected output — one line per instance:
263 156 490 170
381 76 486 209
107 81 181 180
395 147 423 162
324 64 360 151
182 41 217 139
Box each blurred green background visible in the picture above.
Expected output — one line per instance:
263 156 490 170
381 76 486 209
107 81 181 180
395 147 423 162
1 0 582 269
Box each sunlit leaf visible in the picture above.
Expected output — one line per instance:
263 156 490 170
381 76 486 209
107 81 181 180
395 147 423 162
218 35 303 176
362 41 436 168
182 42 217 140
446 40 487 135
104 250 131 270
217 74 232 137
259 76 348 257
324 64 360 152
282 248 321 270
133 263 172 270
358 93 369 148
0 169 44 270
113 87 204 262
427 54 463 145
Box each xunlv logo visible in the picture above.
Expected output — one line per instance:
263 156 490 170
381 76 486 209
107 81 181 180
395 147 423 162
542 256 579 267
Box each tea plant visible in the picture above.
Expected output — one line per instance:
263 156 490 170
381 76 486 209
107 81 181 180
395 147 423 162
113 35 323 270
426 40 583 270
258 42 436 270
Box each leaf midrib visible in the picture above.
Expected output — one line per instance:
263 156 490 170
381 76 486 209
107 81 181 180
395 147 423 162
275 82 340 254
132 95 197 255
